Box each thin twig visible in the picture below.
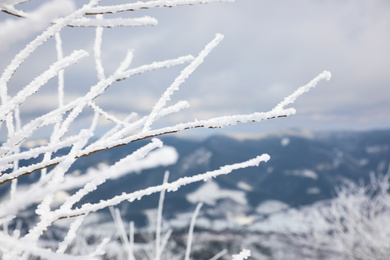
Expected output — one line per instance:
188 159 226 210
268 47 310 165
0 114 285 185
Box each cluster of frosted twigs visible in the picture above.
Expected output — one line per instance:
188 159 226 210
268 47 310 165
0 0 330 259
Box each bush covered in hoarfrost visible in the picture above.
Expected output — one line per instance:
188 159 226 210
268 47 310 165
0 0 330 259
289 170 390 260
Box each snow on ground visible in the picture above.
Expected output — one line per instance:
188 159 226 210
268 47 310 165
306 187 321 194
186 180 247 206
180 148 212 172
237 181 253 191
256 200 289 215
284 169 318 179
281 137 290 147
366 145 389 154
250 208 308 233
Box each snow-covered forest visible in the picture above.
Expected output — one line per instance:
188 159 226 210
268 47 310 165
2 0 388 259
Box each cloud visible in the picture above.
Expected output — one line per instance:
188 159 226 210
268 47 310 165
1 0 390 135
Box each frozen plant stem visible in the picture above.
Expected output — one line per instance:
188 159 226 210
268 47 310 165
185 202 203 260
155 171 170 260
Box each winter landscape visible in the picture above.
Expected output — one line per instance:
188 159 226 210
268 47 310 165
1 0 389 259
4 129 390 259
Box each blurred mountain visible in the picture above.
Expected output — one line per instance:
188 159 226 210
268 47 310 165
2 129 390 227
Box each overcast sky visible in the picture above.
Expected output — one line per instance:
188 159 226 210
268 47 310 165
1 0 390 138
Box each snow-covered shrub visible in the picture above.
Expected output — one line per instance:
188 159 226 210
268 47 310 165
291 170 390 260
0 0 331 259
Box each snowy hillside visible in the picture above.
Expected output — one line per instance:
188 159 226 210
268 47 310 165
2 128 389 259
4 129 389 224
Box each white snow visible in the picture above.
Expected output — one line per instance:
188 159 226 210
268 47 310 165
256 200 289 215
22 139 48 148
366 145 389 154
232 249 251 260
250 208 309 233
359 158 369 166
186 180 247 206
281 137 290 146
284 169 318 180
52 191 70 207
180 148 212 172
237 181 253 191
306 187 321 194
233 214 256 226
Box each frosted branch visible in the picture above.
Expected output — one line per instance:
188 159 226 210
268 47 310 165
109 208 131 257
159 229 172 259
0 135 81 172
90 70 329 154
58 139 171 211
0 0 96 105
0 54 193 158
185 202 203 260
44 129 92 188
0 233 96 260
143 33 224 131
82 108 293 158
209 249 228 260
0 0 74 50
156 171 169 260
0 70 328 185
57 216 86 254
88 102 126 126
69 16 158 27
129 222 135 260
85 0 234 15
115 55 194 82
22 134 93 244
54 154 269 220
89 238 110 258
0 154 72 185
0 5 29 18
0 139 175 217
94 100 189 148
0 50 89 121
55 32 65 108
115 50 134 74
0 0 332 257
93 14 105 81
98 112 138 141
273 70 331 112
